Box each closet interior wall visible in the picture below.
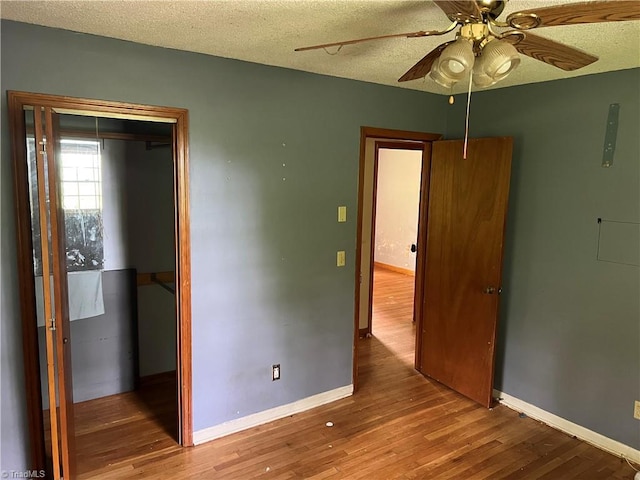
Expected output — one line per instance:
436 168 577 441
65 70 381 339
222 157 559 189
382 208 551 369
36 115 176 407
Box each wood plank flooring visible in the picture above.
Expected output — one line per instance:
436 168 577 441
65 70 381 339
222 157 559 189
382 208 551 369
74 372 178 477
75 267 637 479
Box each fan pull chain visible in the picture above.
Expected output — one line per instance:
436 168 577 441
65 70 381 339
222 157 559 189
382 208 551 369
463 69 473 159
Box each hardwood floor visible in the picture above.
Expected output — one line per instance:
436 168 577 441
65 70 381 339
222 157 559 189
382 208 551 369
75 372 178 477
75 267 636 479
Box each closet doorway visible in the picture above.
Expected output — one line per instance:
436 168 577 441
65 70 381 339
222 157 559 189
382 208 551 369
8 91 192 480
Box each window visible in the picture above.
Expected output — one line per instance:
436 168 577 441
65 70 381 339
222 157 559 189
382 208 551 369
27 136 105 274
59 139 104 272
60 139 102 210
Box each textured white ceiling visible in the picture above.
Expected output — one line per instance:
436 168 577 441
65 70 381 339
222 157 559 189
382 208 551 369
1 0 639 94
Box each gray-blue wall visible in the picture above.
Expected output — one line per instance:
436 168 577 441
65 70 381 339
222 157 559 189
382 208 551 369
0 20 446 471
446 70 640 449
124 141 176 377
101 134 177 378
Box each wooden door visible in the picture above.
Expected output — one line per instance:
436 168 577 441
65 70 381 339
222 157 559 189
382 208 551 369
33 106 76 479
418 137 512 407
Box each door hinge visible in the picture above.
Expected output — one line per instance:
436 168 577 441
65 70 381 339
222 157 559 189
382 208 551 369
49 318 56 331
359 273 363 284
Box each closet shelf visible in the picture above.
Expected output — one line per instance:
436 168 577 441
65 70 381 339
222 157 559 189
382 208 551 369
137 271 175 295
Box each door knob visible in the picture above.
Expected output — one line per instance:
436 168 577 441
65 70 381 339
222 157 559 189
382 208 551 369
483 286 497 295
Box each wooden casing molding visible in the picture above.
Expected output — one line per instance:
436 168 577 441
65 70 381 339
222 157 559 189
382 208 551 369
413 141 433 373
7 91 193 472
353 127 442 391
10 94 47 471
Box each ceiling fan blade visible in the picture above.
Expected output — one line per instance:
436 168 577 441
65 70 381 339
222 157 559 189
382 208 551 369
295 30 434 52
434 1 482 22
398 41 454 82
502 31 598 71
506 1 640 29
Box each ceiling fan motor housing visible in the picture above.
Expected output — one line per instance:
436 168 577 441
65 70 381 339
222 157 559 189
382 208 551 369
459 23 488 43
476 0 507 18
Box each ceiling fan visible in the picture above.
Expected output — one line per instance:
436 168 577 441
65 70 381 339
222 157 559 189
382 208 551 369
295 0 640 89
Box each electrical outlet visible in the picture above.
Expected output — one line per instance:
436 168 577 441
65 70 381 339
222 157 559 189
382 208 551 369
272 364 280 381
634 400 640 420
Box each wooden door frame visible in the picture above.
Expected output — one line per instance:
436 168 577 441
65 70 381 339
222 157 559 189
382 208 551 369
8 91 193 472
353 127 442 391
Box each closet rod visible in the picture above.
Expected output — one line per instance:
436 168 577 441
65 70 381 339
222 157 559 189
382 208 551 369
26 126 171 143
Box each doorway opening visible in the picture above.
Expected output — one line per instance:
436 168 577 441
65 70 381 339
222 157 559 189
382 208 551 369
8 91 192 480
353 128 441 390
368 143 424 370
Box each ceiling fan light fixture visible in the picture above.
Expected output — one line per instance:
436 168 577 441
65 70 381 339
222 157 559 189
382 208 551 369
438 38 475 80
429 58 457 89
471 57 496 88
480 39 521 82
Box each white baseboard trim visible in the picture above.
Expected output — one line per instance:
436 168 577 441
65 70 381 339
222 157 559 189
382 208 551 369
493 389 640 463
193 385 354 446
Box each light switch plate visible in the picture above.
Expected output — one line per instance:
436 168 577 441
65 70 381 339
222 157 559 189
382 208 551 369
337 251 346 267
338 206 347 223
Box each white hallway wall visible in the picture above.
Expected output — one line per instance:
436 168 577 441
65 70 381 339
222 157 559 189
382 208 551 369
374 148 422 272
